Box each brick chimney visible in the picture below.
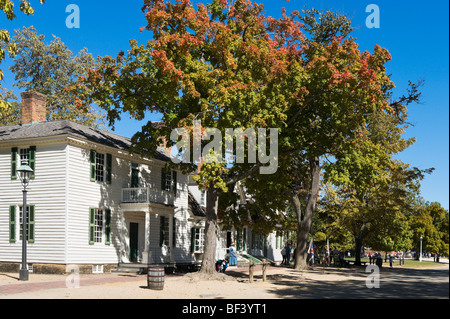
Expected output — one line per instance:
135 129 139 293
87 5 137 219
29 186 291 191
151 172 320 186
21 91 47 125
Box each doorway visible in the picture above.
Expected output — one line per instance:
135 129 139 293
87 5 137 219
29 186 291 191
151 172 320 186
226 231 232 248
129 222 139 262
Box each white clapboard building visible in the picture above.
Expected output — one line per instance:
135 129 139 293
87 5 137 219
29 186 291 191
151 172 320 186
0 91 284 274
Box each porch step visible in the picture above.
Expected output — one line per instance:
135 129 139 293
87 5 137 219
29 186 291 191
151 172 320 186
236 255 250 268
112 263 148 274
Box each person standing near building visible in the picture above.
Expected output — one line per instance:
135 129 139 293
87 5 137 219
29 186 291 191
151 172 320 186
285 244 292 266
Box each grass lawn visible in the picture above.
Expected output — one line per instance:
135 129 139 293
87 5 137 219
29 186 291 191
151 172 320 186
344 258 444 268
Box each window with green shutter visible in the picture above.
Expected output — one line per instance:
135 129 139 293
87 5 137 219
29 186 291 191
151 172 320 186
9 205 16 243
172 217 176 247
105 209 111 245
90 150 97 182
106 154 112 184
19 205 35 242
89 208 95 244
90 150 112 184
11 147 17 180
29 146 36 179
28 205 35 243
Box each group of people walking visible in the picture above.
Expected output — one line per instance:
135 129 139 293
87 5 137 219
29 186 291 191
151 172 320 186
281 244 293 266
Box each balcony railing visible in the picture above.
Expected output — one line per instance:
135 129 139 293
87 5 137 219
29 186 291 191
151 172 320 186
121 188 174 206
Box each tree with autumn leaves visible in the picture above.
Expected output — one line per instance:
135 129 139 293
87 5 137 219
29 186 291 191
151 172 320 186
72 0 432 272
1 0 45 112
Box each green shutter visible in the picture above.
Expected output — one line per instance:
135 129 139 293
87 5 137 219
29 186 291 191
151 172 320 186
89 208 95 244
190 227 196 253
28 205 35 243
172 217 176 247
90 150 96 182
9 205 16 243
105 209 111 245
243 228 247 250
172 171 177 195
11 147 17 180
161 168 167 191
29 146 36 179
106 154 112 184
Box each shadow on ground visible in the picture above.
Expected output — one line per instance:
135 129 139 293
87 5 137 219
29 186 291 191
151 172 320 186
225 266 449 299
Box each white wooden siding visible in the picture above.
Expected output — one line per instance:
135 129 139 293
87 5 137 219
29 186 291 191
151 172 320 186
0 143 67 264
1 137 195 266
66 143 192 265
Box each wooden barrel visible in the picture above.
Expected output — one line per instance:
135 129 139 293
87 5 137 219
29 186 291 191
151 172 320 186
147 266 164 290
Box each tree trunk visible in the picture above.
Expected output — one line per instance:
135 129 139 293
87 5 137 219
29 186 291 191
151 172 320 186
293 157 321 270
199 188 219 274
354 222 366 266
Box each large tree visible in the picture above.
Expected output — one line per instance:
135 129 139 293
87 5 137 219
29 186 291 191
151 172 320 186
1 0 45 112
72 0 422 272
409 201 449 257
72 0 308 274
239 8 421 269
1 26 106 128
321 161 432 263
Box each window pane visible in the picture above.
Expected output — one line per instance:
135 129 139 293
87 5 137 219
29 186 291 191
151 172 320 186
165 171 172 192
19 206 29 241
194 228 205 253
95 209 103 243
20 149 29 163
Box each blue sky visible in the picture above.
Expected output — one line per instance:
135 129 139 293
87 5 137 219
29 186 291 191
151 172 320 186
1 0 448 209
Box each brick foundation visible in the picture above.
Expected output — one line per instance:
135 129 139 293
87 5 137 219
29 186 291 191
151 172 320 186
0 262 116 275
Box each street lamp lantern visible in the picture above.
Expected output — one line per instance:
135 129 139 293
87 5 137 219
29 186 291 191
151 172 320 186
17 159 34 188
17 159 34 281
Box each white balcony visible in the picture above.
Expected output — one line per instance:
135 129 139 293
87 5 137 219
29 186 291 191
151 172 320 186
121 187 174 206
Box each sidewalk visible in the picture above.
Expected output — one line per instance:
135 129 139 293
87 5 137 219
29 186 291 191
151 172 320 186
0 272 146 296
421 257 449 263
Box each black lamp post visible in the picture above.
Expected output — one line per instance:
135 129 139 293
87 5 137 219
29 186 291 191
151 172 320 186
17 159 34 281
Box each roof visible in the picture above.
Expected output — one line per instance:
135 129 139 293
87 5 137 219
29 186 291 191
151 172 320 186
0 119 172 162
188 191 206 217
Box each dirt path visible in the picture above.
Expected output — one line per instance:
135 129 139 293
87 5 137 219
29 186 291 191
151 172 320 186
0 264 448 299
